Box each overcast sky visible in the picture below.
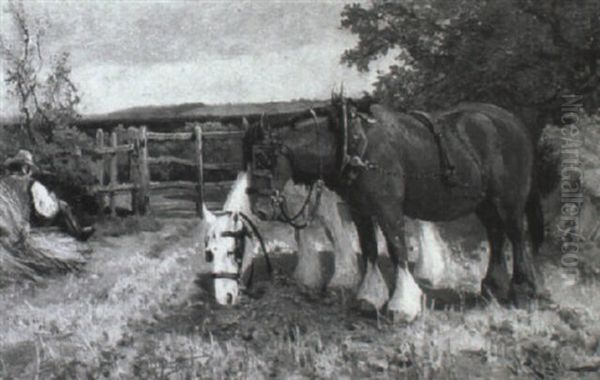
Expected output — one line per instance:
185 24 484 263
0 0 392 115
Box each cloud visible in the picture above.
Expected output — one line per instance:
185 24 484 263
1 0 392 115
74 42 388 114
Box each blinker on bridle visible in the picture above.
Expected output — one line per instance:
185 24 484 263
209 211 273 287
246 109 326 229
210 228 246 281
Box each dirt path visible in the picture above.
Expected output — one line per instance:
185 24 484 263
1 218 599 379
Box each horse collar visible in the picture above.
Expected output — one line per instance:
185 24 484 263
339 103 370 184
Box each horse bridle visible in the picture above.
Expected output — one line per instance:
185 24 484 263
247 109 325 230
210 211 273 288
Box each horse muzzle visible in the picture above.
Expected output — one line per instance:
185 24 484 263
213 275 241 305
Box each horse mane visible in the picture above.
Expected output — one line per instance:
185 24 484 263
284 106 332 127
242 123 263 168
223 171 251 215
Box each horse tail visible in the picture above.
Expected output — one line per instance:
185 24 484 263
534 132 560 197
525 126 560 255
526 187 544 255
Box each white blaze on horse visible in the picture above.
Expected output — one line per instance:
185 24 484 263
203 171 270 305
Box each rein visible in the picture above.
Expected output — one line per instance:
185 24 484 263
276 179 324 229
239 211 273 279
273 109 325 230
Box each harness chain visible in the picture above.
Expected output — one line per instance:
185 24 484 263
275 109 324 229
451 116 488 195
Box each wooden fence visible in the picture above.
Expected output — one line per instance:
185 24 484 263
92 124 244 218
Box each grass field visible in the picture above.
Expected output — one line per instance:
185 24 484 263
1 214 599 379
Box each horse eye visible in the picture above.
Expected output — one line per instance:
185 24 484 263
205 250 214 263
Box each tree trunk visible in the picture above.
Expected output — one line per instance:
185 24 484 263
21 109 37 146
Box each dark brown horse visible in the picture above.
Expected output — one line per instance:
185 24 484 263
244 97 546 321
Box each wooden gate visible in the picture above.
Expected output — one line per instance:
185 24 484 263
92 124 244 218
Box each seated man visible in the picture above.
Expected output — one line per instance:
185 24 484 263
3 150 94 241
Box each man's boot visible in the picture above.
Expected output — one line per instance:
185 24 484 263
59 201 95 241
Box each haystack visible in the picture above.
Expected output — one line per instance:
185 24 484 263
0 176 88 286
539 117 600 275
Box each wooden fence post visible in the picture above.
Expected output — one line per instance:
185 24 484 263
109 131 118 216
194 125 204 218
89 124 243 218
95 129 105 218
138 126 150 215
128 126 140 215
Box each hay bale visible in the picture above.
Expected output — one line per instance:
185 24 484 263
0 176 88 286
540 119 600 275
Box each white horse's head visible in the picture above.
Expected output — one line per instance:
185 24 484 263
204 210 251 305
203 172 256 305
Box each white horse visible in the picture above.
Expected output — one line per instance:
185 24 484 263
203 172 260 305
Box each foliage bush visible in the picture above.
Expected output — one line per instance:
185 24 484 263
0 124 98 215
1 1 99 216
341 0 599 134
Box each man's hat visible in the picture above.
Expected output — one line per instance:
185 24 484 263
3 149 37 170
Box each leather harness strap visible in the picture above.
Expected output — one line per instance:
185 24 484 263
211 211 273 289
340 100 350 174
408 110 458 186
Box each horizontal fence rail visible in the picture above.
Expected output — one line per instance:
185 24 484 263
146 131 194 141
203 131 245 139
203 162 242 171
147 156 196 167
93 183 137 194
92 144 135 155
149 180 198 190
92 122 246 218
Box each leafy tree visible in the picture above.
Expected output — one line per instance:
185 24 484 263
340 0 599 134
1 0 80 144
1 1 94 212
37 51 81 141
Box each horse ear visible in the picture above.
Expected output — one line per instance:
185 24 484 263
261 113 271 134
259 113 265 131
253 116 265 138
242 117 249 130
340 83 345 100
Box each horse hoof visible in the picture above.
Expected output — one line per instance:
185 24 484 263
386 294 422 323
385 307 420 324
482 281 511 304
351 298 380 318
536 288 554 305
509 281 537 308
